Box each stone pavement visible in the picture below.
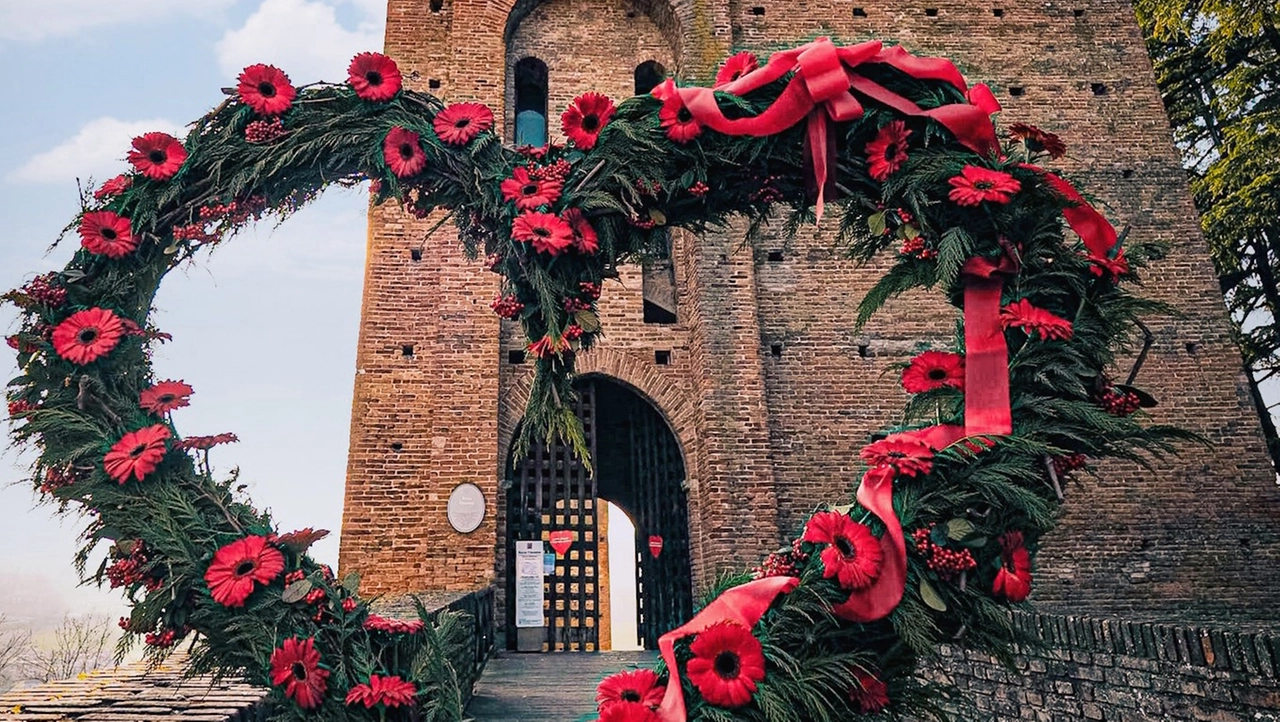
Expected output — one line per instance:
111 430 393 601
466 651 659 722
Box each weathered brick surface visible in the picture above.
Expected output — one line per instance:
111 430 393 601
342 0 1280 632
916 611 1280 721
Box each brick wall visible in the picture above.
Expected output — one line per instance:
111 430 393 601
342 0 1280 631
918 611 1280 721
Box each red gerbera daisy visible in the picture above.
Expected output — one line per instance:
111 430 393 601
347 52 402 102
433 103 494 145
93 174 132 201
563 208 599 254
715 51 759 87
139 380 194 415
860 434 934 477
512 211 574 256
802 511 883 590
656 80 702 144
383 126 428 178
992 531 1032 602
204 535 285 608
78 211 137 259
269 637 329 709
345 674 417 708
363 614 425 634
1008 122 1066 159
598 701 660 722
850 669 890 713
1001 298 1073 341
947 165 1021 206
127 132 187 181
561 92 616 150
103 424 171 483
686 620 766 708
51 308 124 365
501 166 563 210
865 120 912 182
901 351 965 393
596 669 665 710
237 64 296 116
1088 251 1130 279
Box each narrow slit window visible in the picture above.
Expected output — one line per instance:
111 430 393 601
514 57 549 147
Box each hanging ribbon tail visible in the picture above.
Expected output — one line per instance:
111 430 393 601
961 257 1015 436
806 109 831 221
655 575 800 722
1021 164 1126 275
832 466 904 622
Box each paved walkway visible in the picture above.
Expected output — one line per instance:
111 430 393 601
467 651 659 722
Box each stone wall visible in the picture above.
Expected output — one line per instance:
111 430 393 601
920 611 1280 722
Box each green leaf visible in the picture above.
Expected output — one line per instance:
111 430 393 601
920 578 947 612
574 310 602 333
281 579 313 603
868 211 887 237
946 518 975 540
341 572 361 595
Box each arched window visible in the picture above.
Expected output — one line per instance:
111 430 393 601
634 60 666 95
514 56 548 147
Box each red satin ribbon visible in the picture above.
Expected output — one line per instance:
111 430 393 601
655 575 800 722
1020 164 1126 273
832 466 904 621
669 38 1000 219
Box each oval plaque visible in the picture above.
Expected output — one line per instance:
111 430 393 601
446 483 486 533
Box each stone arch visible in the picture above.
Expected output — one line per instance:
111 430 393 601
503 0 683 64
497 347 698 485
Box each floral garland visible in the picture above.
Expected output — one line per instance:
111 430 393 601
3 38 1189 722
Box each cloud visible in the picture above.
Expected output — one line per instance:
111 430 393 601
215 0 386 84
0 0 233 44
7 117 183 185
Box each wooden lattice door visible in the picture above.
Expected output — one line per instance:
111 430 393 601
505 383 600 652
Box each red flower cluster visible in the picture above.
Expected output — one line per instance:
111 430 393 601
501 167 562 210
363 614 425 634
384 126 427 178
345 674 417 708
491 295 525 319
992 531 1032 602
433 103 494 145
715 51 758 86
947 165 1021 206
237 64 296 116
348 52 402 102
1008 122 1066 159
654 80 702 144
527 333 572 359
686 620 765 708
245 118 287 144
562 92 616 150
1001 298 1073 341
93 174 132 201
269 637 328 709
911 526 977 581
899 235 936 260
901 351 964 393
103 424 171 483
596 668 664 715
803 511 883 590
174 432 239 451
139 380 194 415
204 535 285 607
128 132 186 180
866 120 912 181
512 211 574 255
850 669 890 713
79 211 136 258
860 433 934 477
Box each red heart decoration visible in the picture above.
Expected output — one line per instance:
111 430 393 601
648 535 664 558
549 530 573 556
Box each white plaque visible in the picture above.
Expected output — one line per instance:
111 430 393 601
514 541 545 628
446 483 486 533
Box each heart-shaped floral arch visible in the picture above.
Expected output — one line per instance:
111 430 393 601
4 40 1189 721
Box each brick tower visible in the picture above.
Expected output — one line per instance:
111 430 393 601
340 0 1280 648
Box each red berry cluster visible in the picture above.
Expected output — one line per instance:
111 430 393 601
245 118 287 144
912 526 976 581
342 597 358 613
285 570 306 585
752 538 809 579
688 181 710 197
144 626 187 648
173 223 219 244
304 587 326 605
629 216 658 230
900 236 937 260
530 159 571 182
1097 385 1141 416
106 543 161 591
563 297 591 312
491 295 525 319
485 253 504 272
199 196 268 225
1051 453 1087 476
563 324 584 341
579 282 602 300
39 465 79 494
7 399 35 417
18 274 67 308
635 178 663 196
748 175 784 203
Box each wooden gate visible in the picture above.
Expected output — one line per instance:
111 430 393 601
504 377 691 651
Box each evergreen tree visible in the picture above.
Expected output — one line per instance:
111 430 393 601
1136 0 1280 473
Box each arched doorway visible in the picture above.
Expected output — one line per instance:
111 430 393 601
504 376 692 652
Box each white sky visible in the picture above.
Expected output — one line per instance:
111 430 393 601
0 0 386 626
